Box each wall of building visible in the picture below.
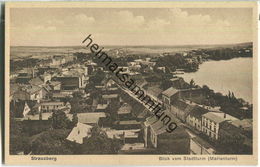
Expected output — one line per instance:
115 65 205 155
202 116 219 140
186 115 202 131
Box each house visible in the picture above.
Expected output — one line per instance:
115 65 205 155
40 101 65 112
104 78 116 88
29 77 45 87
118 66 130 74
136 109 152 121
144 76 161 87
114 120 141 130
38 67 59 75
190 136 216 155
24 112 53 121
41 84 52 99
66 122 93 144
102 94 119 104
14 85 43 101
186 105 209 131
123 129 141 144
143 116 190 154
67 112 106 126
16 68 35 84
95 104 108 112
157 66 166 73
170 77 185 89
162 87 180 110
218 121 252 154
51 91 73 100
180 88 205 100
50 55 66 67
201 111 239 140
39 72 52 83
231 119 253 132
128 63 141 71
10 72 19 79
145 86 163 103
48 81 61 91
10 100 40 118
171 100 195 122
106 87 119 94
117 103 132 120
55 71 86 90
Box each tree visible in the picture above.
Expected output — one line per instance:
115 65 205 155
10 118 31 155
81 126 123 154
218 132 246 154
90 70 106 85
72 91 84 98
107 100 120 121
49 110 71 129
70 91 86 113
71 113 78 127
31 129 73 155
189 79 196 88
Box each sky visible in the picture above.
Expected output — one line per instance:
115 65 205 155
10 8 253 46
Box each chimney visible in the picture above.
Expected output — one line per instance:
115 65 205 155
224 113 226 119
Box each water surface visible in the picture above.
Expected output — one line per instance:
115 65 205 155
179 58 252 103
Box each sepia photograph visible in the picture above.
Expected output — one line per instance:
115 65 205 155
4 1 258 165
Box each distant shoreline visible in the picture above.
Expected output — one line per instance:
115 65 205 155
10 41 253 48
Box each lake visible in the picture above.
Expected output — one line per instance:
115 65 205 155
178 58 253 103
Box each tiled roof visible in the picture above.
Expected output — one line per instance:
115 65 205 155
202 112 224 123
40 101 64 106
66 122 92 144
24 112 52 120
29 77 44 86
145 114 189 139
219 121 244 135
192 136 215 150
96 104 108 110
231 119 253 129
49 81 61 86
189 106 209 119
174 100 189 111
25 85 42 94
118 120 140 125
67 112 106 124
137 109 151 119
117 103 132 115
150 119 167 135
162 87 179 97
102 94 118 99
203 111 238 123
146 86 163 98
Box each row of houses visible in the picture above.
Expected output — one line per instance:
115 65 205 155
161 86 252 152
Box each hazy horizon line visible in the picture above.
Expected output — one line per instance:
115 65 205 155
10 41 253 48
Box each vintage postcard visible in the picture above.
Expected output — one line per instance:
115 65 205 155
4 1 258 165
